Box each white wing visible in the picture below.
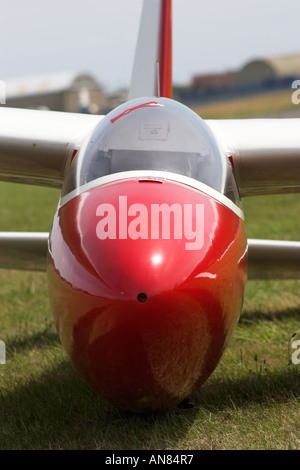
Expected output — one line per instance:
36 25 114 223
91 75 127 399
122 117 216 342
0 232 49 271
206 118 300 196
247 239 300 279
0 107 103 187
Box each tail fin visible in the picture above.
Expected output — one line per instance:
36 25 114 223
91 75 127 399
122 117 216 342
128 0 172 100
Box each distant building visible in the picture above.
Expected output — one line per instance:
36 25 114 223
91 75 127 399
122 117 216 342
4 71 108 113
175 53 300 105
191 71 237 93
174 71 237 104
235 53 300 89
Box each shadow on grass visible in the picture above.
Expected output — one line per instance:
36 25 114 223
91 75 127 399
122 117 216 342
4 329 60 357
240 306 300 322
0 359 200 450
0 352 299 449
193 366 300 412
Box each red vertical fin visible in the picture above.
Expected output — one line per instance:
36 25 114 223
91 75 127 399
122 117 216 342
158 0 173 98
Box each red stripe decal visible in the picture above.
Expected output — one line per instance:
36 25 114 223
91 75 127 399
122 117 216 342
110 101 161 123
70 149 78 164
228 155 235 169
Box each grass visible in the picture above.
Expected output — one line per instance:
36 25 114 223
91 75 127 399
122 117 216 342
0 132 299 449
192 89 296 119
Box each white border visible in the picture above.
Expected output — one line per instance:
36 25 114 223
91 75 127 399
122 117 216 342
60 170 244 220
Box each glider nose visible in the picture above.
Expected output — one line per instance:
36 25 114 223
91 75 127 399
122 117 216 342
48 178 247 411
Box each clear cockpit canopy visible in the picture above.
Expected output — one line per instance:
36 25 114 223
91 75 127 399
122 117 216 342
62 97 240 205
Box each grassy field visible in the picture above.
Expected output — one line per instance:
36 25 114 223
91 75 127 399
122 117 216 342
0 112 299 449
193 89 297 119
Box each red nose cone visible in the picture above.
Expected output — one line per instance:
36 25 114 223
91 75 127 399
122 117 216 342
48 178 247 411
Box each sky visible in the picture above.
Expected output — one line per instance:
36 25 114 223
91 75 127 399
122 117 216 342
1 0 299 94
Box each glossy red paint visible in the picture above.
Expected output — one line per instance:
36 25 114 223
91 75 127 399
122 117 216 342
47 178 247 412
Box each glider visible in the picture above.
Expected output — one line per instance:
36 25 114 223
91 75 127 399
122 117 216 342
0 0 299 412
